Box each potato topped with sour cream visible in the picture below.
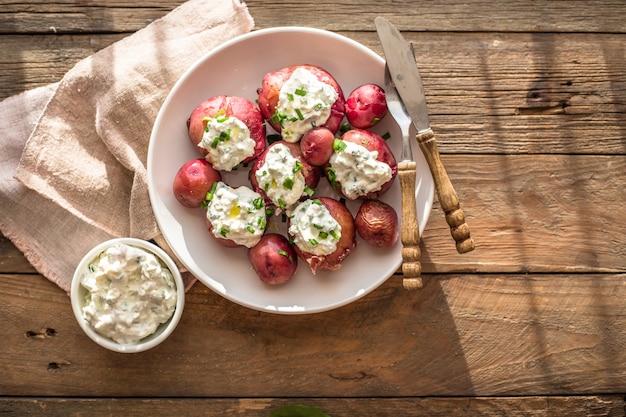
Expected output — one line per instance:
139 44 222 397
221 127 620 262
187 95 266 171
257 64 345 143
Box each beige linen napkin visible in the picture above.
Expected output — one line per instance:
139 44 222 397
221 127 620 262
0 0 254 293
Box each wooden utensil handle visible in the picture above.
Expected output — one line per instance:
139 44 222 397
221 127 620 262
398 160 423 290
415 129 475 254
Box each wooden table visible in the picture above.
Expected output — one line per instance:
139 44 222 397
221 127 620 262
2 1 625 415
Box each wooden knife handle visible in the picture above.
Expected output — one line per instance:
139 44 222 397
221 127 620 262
398 160 423 290
415 129 475 254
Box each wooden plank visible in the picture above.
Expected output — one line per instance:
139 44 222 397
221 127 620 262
0 237 36 273
1 154 625 273
2 32 624 154
1 272 625 397
0 34 126 99
0 1 180 34
0 396 624 416
2 0 625 34
421 154 626 273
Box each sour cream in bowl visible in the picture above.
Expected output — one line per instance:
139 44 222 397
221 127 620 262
70 238 184 353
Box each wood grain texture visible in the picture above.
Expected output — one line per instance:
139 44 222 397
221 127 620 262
2 32 624 155
0 396 624 416
1 0 626 411
2 272 626 397
420 154 626 273
2 1 625 33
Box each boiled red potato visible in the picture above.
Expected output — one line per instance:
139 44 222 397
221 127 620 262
249 141 320 213
187 95 266 171
288 197 356 274
172 158 222 208
355 199 398 248
299 126 336 167
257 64 345 142
248 233 298 285
204 182 267 248
326 128 397 200
345 83 388 129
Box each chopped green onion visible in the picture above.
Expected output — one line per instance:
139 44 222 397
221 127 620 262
295 108 304 121
330 230 340 240
246 226 255 233
215 109 228 122
210 137 220 149
339 123 352 134
312 199 322 205
325 167 337 183
219 129 231 141
278 198 287 209
271 111 287 127
314 103 323 111
313 223 323 230
283 177 295 190
206 182 218 201
278 249 289 257
318 231 328 239
253 197 264 209
219 227 230 238
304 185 315 197
333 139 347 152
308 238 319 246
287 93 294 101
382 131 391 140
293 161 303 173
295 88 307 96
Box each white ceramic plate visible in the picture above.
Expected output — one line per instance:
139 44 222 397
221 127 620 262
148 27 434 314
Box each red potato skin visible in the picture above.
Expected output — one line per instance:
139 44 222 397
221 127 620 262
299 127 336 167
329 128 398 200
248 233 298 285
291 197 356 274
187 95 266 163
345 84 388 129
173 159 222 208
249 141 321 209
257 64 345 136
355 199 399 248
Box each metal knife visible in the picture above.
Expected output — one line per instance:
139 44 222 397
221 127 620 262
375 17 475 254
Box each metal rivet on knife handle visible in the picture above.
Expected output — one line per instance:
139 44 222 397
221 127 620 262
398 160 423 290
415 128 475 254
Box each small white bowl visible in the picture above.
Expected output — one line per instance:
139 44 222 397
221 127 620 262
71 238 184 353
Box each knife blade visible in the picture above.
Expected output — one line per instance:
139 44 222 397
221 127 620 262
375 17 475 254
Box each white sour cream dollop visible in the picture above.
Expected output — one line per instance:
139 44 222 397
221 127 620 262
80 243 177 345
275 67 338 143
329 140 392 199
288 199 341 256
206 182 266 248
198 113 256 171
255 143 308 212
